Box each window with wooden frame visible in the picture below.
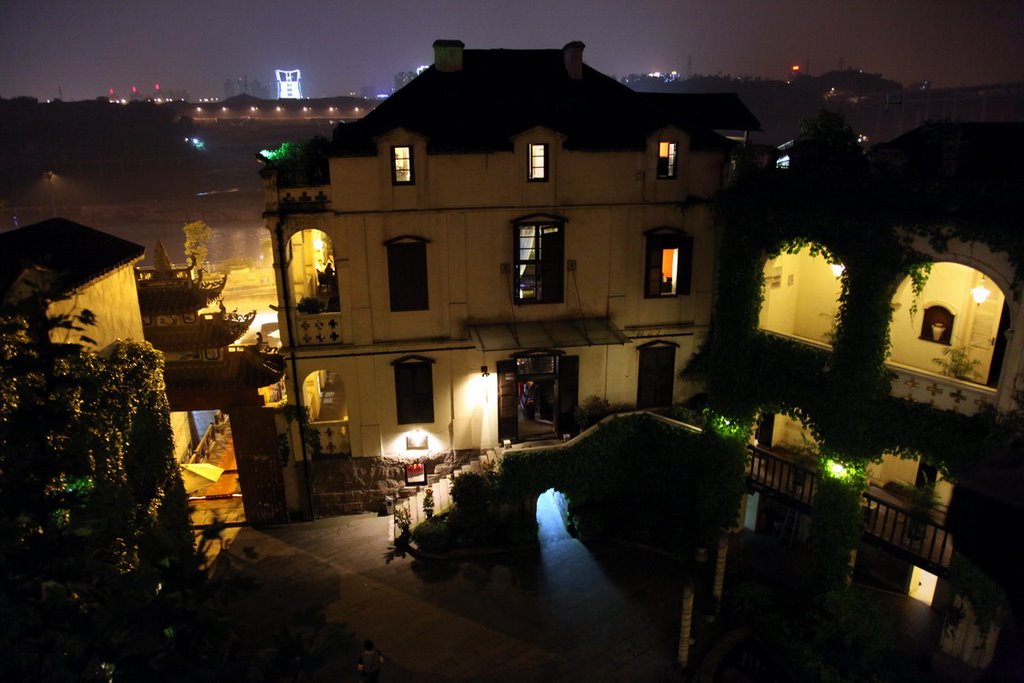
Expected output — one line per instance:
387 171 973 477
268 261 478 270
656 141 678 179
513 217 564 304
391 145 414 184
644 228 693 297
528 143 548 181
392 355 434 424
385 235 429 311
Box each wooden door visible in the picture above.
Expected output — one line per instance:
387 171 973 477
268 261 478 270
497 360 518 443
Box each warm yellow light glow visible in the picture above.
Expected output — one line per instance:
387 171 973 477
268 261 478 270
313 237 324 251
971 277 991 304
830 263 846 277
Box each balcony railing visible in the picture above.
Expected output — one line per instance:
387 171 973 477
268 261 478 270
887 362 996 416
862 489 954 575
266 186 331 213
293 311 343 346
309 419 350 456
748 446 817 511
759 331 998 416
747 445 955 574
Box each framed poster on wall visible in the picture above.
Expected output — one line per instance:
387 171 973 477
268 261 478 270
405 462 426 485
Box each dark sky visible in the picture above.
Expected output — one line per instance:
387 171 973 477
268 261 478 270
2 0 1021 101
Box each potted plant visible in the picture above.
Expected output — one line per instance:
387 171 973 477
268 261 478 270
932 345 981 381
296 296 324 314
902 475 937 546
423 486 435 519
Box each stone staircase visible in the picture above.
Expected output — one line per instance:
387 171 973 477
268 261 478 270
395 448 503 531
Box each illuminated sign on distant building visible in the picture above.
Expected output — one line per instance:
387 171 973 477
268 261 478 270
275 69 302 99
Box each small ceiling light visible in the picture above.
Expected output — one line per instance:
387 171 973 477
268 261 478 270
971 276 991 304
480 365 490 377
830 263 846 277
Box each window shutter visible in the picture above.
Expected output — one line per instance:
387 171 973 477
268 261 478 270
540 227 564 303
387 241 429 311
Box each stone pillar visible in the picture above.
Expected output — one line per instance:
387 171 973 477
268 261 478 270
677 578 696 668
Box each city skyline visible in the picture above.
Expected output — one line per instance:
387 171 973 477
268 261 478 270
1 0 1022 102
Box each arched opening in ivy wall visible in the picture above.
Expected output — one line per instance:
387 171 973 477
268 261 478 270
758 244 842 345
889 262 1009 388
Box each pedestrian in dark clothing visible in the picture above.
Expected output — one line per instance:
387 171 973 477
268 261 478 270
357 639 383 682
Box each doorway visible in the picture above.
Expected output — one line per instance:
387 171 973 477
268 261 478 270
518 379 557 440
497 352 578 443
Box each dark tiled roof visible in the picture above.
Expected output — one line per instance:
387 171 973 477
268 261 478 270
163 346 286 391
0 218 144 297
870 122 1024 179
332 49 759 155
136 275 226 314
143 311 255 351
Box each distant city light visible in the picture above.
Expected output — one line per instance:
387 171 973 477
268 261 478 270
791 65 800 72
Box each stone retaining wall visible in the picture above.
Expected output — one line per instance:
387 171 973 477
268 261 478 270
309 450 475 516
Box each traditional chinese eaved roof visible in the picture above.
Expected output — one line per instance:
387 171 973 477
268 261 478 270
135 243 227 314
163 346 286 392
0 218 144 299
143 310 256 351
332 45 760 155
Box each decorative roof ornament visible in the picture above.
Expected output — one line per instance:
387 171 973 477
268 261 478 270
154 240 173 272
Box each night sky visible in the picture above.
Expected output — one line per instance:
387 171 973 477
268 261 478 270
1 0 1022 102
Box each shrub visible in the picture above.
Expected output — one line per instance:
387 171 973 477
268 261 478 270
501 516 539 546
446 507 493 548
451 472 491 513
411 516 452 553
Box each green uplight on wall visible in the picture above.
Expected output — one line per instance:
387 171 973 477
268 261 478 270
704 409 751 441
826 460 848 479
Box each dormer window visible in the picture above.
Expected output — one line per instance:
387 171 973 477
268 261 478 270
528 143 548 181
657 141 678 179
391 145 414 184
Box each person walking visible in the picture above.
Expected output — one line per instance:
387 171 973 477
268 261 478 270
357 639 384 682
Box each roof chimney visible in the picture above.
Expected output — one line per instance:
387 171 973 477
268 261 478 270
563 41 585 80
433 39 465 73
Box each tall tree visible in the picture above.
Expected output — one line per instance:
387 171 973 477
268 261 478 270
183 219 213 273
0 295 206 679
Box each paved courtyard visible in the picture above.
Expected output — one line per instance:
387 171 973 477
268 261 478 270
214 491 692 681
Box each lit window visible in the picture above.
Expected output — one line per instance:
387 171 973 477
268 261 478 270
391 145 414 184
528 143 548 181
514 219 564 304
657 141 678 179
644 229 692 298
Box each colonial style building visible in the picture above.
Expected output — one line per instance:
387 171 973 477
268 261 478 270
259 41 758 515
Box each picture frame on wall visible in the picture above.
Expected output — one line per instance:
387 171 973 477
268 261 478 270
405 462 426 485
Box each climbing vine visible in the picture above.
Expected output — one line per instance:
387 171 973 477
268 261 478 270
692 112 1024 596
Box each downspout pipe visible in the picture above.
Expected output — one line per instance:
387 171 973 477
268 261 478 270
274 212 315 520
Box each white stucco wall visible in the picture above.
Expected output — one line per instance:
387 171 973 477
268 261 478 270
47 264 144 351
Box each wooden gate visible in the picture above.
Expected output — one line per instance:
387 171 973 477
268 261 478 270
227 406 289 524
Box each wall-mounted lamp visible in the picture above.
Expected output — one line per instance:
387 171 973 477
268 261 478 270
830 263 846 278
480 365 490 377
405 430 428 450
971 276 991 304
